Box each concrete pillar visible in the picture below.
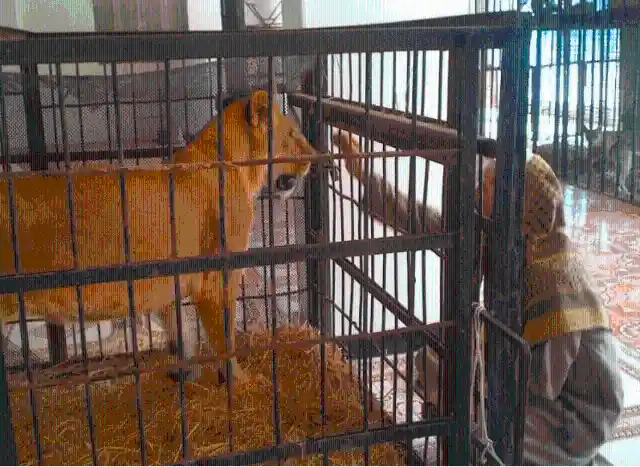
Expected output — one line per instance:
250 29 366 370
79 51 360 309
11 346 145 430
282 0 304 27
0 0 19 28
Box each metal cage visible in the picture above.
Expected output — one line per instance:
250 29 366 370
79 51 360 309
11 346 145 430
0 11 531 466
479 1 640 207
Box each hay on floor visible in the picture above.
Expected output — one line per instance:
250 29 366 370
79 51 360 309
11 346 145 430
9 325 406 465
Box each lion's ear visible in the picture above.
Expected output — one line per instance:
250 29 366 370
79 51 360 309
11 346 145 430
247 90 272 128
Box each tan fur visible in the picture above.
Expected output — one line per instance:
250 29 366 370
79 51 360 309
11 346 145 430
0 90 315 382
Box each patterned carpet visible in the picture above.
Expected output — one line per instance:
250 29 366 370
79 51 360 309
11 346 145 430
561 183 640 456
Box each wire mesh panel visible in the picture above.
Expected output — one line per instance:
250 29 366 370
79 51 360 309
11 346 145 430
0 15 530 466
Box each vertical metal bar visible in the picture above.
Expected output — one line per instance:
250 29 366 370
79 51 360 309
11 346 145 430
57 62 98 465
561 27 571 181
405 43 420 461
303 63 331 437
366 85 375 450
576 27 586 185
103 64 113 163
182 59 190 147
378 51 387 426
348 152 356 365
75 63 86 162
588 28 597 190
96 323 103 360
7 165 43 465
359 51 373 466
0 329 17 464
216 57 236 453
260 188 269 330
450 36 479 467
490 20 530 464
266 56 283 457
312 54 330 466
0 67 8 173
164 59 190 462
358 52 363 106
129 62 140 166
21 63 47 171
390 48 400 428
349 53 354 103
284 197 293 325
158 85 166 161
602 28 612 195
329 122 338 341
420 50 427 118
23 62 68 364
479 48 487 136
598 27 607 193
631 63 638 204
336 57 349 370
0 72 18 467
490 49 498 141
123 318 130 354
532 30 543 152
112 61 147 465
437 51 444 122
553 30 563 176
240 274 248 333
48 64 61 168
614 31 624 200
509 23 530 466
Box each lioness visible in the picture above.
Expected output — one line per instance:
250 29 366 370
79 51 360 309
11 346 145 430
0 90 316 384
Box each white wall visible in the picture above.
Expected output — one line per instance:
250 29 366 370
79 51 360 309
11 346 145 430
3 0 224 75
304 0 474 28
186 0 223 31
9 0 225 33
0 0 19 28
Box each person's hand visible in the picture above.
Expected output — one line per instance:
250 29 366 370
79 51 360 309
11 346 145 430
480 157 496 218
332 130 363 180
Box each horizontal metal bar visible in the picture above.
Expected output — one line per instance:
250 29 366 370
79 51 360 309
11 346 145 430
32 95 226 110
0 26 505 65
0 233 454 294
184 418 453 466
6 146 177 164
325 95 457 129
0 27 31 41
289 93 497 158
337 318 450 361
1 148 439 173
2 317 445 376
12 324 445 391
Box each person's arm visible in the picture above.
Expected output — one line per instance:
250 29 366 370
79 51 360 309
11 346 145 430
332 131 442 234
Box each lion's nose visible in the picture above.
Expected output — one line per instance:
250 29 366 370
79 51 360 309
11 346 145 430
275 174 298 192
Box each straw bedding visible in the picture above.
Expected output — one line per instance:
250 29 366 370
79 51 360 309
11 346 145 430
8 325 405 465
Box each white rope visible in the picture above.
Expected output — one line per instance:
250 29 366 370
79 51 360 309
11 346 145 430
470 303 496 465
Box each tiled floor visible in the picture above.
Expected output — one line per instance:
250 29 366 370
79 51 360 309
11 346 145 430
561 183 640 465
